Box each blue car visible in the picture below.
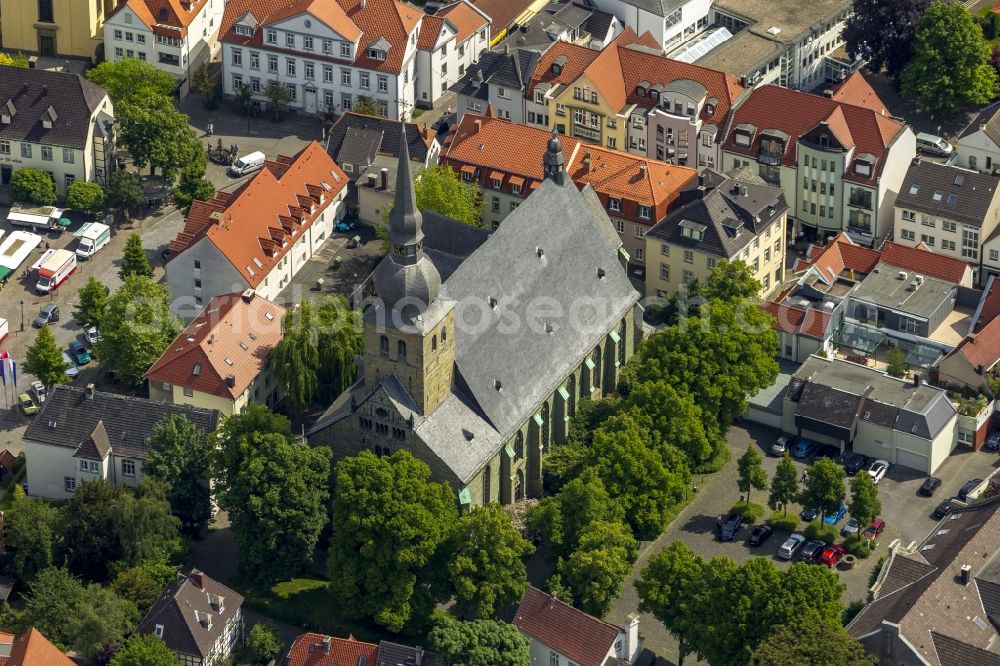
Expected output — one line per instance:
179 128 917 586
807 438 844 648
792 439 820 459
823 504 847 525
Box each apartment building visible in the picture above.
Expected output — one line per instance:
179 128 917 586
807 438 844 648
722 81 913 246
0 0 115 60
0 67 115 196
645 169 788 297
103 0 226 96
893 159 1000 286
587 0 711 52
452 49 540 123
442 112 697 271
414 1 489 109
219 0 423 120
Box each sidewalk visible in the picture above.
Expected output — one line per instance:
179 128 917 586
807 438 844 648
176 95 326 145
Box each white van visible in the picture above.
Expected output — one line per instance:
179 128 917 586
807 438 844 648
916 132 953 157
228 151 266 177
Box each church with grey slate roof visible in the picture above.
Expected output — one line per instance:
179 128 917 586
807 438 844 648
308 129 640 506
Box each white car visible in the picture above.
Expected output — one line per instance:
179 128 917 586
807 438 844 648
868 459 890 485
770 436 791 456
62 353 79 379
85 326 101 346
777 533 806 560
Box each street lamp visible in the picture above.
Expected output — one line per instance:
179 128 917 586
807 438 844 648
19 300 24 332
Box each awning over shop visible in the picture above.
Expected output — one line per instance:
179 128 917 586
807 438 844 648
835 322 885 354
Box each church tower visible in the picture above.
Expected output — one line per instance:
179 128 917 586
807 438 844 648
363 127 456 415
543 128 567 186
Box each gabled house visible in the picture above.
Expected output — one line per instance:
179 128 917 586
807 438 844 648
23 384 220 500
451 48 540 123
469 0 534 44
414 1 490 109
136 570 243 666
286 633 445 666
0 67 115 195
165 142 348 319
936 275 1000 408
145 291 285 416
2 628 73 666
103 0 226 95
956 101 1000 175
504 0 619 54
722 84 913 246
513 586 641 666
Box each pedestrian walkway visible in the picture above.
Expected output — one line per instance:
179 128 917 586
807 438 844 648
176 95 325 144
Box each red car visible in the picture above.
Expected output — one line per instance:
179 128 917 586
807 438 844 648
817 545 846 568
863 518 886 540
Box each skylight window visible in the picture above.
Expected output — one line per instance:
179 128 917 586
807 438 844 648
248 332 258 340
239 342 248 351
909 183 919 195
265 312 274 321
947 193 957 205
932 191 943 202
192 363 201 376
225 358 234 366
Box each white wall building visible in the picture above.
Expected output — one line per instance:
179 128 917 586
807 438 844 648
414 1 489 109
103 0 226 96
589 0 711 52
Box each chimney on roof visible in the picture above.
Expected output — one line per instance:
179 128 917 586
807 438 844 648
380 167 389 190
913 375 921 388
359 0 366 7
473 119 482 133
912 155 921 166
241 288 255 302
367 172 378 188
961 564 972 585
740 185 748 197
322 636 332 655
624 613 641 662
85 383 95 399
822 89 833 98
639 163 648 177
225 374 236 388
191 570 205 591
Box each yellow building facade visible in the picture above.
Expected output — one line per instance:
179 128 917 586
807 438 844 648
1 0 115 60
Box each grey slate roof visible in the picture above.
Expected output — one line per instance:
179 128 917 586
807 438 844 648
894 160 1000 227
25 385 220 460
932 632 1000 666
960 102 1000 145
451 50 538 99
647 176 787 259
0 65 110 149
795 382 862 430
326 113 431 163
136 571 243 659
337 127 384 168
506 1 615 51
609 0 686 18
376 640 446 666
72 421 111 460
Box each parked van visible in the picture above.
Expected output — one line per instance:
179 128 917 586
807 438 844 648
916 132 953 157
35 249 76 293
228 151 266 177
74 222 111 259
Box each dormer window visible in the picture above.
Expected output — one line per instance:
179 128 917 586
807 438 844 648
855 161 871 177
819 134 830 147
551 63 562 75
636 85 646 97
369 48 386 61
234 24 253 37
705 103 715 115
734 131 751 147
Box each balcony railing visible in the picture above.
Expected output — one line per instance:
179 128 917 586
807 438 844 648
758 151 783 166
159 53 180 66
848 195 872 210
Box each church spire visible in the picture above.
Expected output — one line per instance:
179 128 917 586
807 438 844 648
543 128 566 186
388 125 424 260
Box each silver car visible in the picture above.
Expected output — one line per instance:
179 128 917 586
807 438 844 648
841 517 861 538
777 533 806 560
62 353 79 379
770 436 791 456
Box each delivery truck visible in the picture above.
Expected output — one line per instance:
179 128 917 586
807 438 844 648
74 222 111 259
35 249 76 294
0 231 43 282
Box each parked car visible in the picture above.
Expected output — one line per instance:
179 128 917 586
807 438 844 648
986 430 1000 452
62 353 78 379
823 504 848 525
18 393 38 416
800 539 827 563
863 518 886 540
68 340 91 365
818 545 847 568
335 220 357 233
748 524 774 546
32 303 60 328
933 500 955 519
84 326 101 346
958 479 983 502
800 507 820 522
30 380 46 404
841 517 861 537
867 459 890 485
718 513 743 542
843 453 869 476
915 132 954 157
918 477 942 497
777 533 807 560
815 445 840 461
770 436 792 457
792 439 820 459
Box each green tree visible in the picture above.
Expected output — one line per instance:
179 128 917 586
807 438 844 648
886 347 908 378
234 82 254 116
263 79 293 120
561 519 637 617
0 52 30 67
353 95 381 116
191 64 215 105
705 260 760 302
111 634 181 666
427 617 531 666
20 568 86 647
86 58 177 104
768 454 799 515
624 382 712 467
105 170 145 220
635 542 706 665
4 492 63 581
215 432 330 582
117 99 200 179
843 0 932 80
96 276 182 386
109 561 176 614
440 504 534 619
246 623 282 665
10 167 56 205
384 164 481 227
750 620 874 666
848 471 882 528
212 404 293 490
587 413 689 539
74 276 110 329
119 232 153 279
901 1 998 117
65 181 105 215
172 163 216 216
737 446 768 504
67 584 139 659
25 325 70 386
144 414 213 533
526 469 624 560
327 451 459 631
799 458 847 523
268 296 363 414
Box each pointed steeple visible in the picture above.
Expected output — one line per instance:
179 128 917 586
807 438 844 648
543 128 566 186
388 125 424 258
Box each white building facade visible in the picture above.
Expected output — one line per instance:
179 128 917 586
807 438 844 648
415 1 489 109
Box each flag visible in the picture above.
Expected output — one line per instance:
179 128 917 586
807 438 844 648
0 351 15 388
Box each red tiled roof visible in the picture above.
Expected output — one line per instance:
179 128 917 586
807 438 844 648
168 142 348 288
724 85 906 186
800 233 880 282
880 241 970 284
438 1 489 44
5 629 73 666
470 0 532 30
976 276 1000 333
267 0 362 42
763 300 832 339
528 40 600 98
287 633 379 666
109 0 213 39
832 72 890 116
513 587 620 666
417 15 444 50
339 0 422 74
145 293 285 399
957 314 1000 371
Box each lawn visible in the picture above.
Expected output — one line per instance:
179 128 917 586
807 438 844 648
975 6 1000 47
